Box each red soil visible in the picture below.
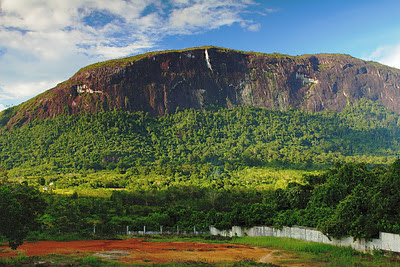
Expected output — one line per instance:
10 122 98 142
0 239 319 266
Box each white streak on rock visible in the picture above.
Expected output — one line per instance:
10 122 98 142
205 49 212 71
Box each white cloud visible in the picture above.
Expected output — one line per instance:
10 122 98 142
0 104 5 112
240 21 260 32
246 23 261 31
265 8 279 14
0 80 60 99
0 0 263 107
166 0 261 34
0 0 259 59
168 2 238 32
367 43 400 70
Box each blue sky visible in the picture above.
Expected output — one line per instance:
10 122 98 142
1 0 400 111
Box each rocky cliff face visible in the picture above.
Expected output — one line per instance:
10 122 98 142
3 46 400 128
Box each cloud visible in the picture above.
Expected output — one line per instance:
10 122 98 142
0 0 269 107
246 23 261 31
240 21 260 32
0 0 259 60
367 43 400 70
167 1 245 33
0 104 5 112
265 8 279 14
0 0 264 107
0 80 60 99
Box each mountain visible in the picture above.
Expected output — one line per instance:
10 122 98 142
3 47 400 247
2 46 400 129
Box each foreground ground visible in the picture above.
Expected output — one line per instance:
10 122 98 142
1 236 400 266
0 238 322 266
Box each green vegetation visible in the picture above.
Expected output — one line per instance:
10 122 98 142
0 253 31 266
0 252 275 266
0 253 120 266
233 236 400 266
1 99 399 185
77 46 224 73
0 171 46 249
2 99 400 250
1 160 398 247
234 236 357 254
62 45 366 76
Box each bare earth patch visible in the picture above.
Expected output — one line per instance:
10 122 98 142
0 239 322 266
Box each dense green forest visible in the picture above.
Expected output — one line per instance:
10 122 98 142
1 99 400 190
2 161 400 249
2 99 400 248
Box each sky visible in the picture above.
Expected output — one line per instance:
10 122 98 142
1 0 400 111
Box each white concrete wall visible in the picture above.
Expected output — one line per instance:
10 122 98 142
209 225 400 253
381 232 400 252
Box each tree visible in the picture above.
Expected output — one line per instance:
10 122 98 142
0 182 46 249
0 165 8 185
320 184 377 240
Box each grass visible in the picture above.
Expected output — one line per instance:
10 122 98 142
80 255 104 266
76 46 222 73
137 235 400 266
143 234 233 244
2 235 399 266
0 253 31 265
230 167 319 190
232 236 357 254
232 236 400 266
153 262 276 266
128 235 400 266
0 249 274 266
0 252 121 266
53 187 125 198
72 45 367 76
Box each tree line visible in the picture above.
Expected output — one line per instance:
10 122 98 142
2 161 400 249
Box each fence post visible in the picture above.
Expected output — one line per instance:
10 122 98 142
144 225 146 235
194 226 196 234
160 226 163 234
177 225 179 234
93 225 96 234
126 225 129 235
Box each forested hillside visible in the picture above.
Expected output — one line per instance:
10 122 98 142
2 99 400 248
1 99 399 186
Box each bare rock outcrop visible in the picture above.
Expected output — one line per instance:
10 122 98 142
3 46 400 128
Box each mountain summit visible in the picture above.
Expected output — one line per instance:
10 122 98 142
2 46 400 128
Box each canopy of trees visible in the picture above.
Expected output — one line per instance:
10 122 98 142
1 99 400 244
0 180 46 249
16 161 399 242
0 99 399 182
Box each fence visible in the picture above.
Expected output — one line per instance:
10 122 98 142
119 225 208 236
209 225 400 253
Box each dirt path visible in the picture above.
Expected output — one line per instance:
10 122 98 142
0 239 322 266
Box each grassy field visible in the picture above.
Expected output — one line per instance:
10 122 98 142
232 236 400 266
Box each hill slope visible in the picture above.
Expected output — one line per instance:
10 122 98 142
1 101 400 184
2 46 400 129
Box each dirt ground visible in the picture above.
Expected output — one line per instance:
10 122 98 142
0 239 321 266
